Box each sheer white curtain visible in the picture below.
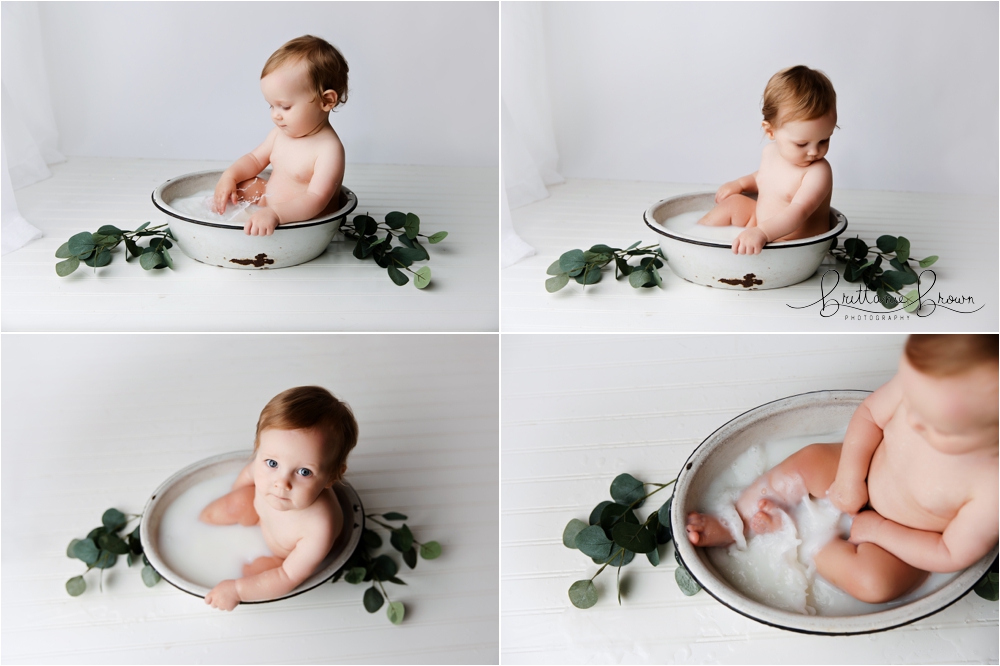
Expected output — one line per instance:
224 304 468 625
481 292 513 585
1 1 64 254
500 2 562 267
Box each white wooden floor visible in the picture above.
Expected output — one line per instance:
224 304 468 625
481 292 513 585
501 335 998 664
1 334 499 664
2 158 499 332
501 179 998 332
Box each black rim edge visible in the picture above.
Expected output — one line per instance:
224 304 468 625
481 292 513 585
150 188 359 231
642 206 848 250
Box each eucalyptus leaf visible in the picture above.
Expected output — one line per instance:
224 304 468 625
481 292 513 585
67 539 82 558
918 255 938 268
606 548 634 567
363 586 384 613
611 522 656 554
55 242 74 259
385 211 407 229
387 601 405 624
414 266 431 289
404 213 420 239
903 289 920 314
589 501 613 526
428 231 448 244
403 547 418 569
563 518 589 549
67 231 96 256
345 567 367 584
387 264 409 286
628 270 651 288
895 236 910 262
646 547 660 567
419 541 442 560
599 503 638 531
559 249 586 274
574 525 613 560
71 538 101 565
546 274 570 293
875 235 897 253
56 257 80 277
66 576 87 596
610 473 645 507
372 554 399 580
382 512 408 521
102 508 127 531
574 266 601 285
675 563 701 596
390 524 414 553
546 259 565 276
568 579 599 609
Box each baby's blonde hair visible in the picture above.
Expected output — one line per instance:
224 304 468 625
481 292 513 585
254 386 358 479
761 65 837 128
262 35 349 108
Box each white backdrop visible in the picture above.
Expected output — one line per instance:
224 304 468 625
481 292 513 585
539 2 997 195
37 1 498 167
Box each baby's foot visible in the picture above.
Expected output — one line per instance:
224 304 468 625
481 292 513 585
749 498 788 534
686 512 735 547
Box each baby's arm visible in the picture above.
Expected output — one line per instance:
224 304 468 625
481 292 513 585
715 172 758 203
827 378 900 514
246 147 344 236
213 131 277 214
731 161 831 254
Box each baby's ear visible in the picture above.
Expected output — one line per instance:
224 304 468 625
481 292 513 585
326 463 347 487
321 89 338 111
761 121 774 139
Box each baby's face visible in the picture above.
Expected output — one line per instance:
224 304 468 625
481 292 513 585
899 356 999 456
253 427 334 511
260 59 333 139
764 112 837 168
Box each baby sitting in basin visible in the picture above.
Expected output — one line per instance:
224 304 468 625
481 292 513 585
699 66 837 255
201 386 358 611
687 334 998 604
213 35 348 236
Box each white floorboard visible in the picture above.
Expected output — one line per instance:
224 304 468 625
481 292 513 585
500 334 998 664
501 179 998 331
3 158 499 332
1 334 499 664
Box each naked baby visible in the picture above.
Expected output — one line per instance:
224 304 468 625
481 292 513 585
687 334 999 604
201 386 358 611
213 35 348 236
699 66 838 255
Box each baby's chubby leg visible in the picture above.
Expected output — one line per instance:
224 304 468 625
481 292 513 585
687 443 842 547
697 194 757 228
814 538 927 604
200 485 259 527
235 177 267 206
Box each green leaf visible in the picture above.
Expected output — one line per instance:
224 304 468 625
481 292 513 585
98 532 130 555
675 562 701 596
614 257 633 276
385 211 407 229
387 264 409 286
345 567 367 584
94 550 118 569
568 580 599 609
66 576 87 596
646 547 660 567
428 231 448 244
141 565 161 587
56 257 80 277
372 554 399 580
388 577 408 586
546 274 569 293
419 541 442 560
895 236 910 263
71 538 101 565
363 586 384 613
125 238 142 258
102 508 126 531
625 241 641 251
574 265 602 285
97 224 123 236
648 266 663 288
973 559 999 601
843 237 868 260
127 552 135 567
629 270 652 288
605 548 634 567
875 287 894 310
134 221 151 232
403 547 417 569
903 289 920 314
657 498 672 536
387 601 405 624
882 269 915 290
589 501 613 526
559 249 586 273
404 212 420 239
55 242 73 259
574 525 613 559
67 538 82 558
392 247 425 265
611 522 656 553
414 266 431 289
139 251 160 270
381 511 408 521
610 473 645 507
161 248 174 269
67 231 96 256
599 503 638 531
918 255 938 268
546 259 565 276
563 518 589 549
875 235 897 253
390 524 414 553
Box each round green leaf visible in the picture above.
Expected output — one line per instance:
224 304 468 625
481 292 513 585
558 249 586 273
895 236 911 263
574 266 602 285
67 538 81 558
66 576 87 596
363 586 384 613
574 525 613 560
427 231 448 244
918 255 938 268
589 501 613 526
94 551 118 569
97 224 123 237
363 529 383 549
545 274 569 293
345 567 367 584
387 264 409 286
67 231 96 256
403 547 418 569
98 532 130 555
390 525 414 553
903 289 920 314
675 563 701 596
610 473 645 507
139 251 160 270
55 242 73 259
385 211 407 229
546 259 565 276
599 503 638 531
56 257 80 277
382 512 408 521
611 522 656 554
562 518 589 549
71 538 100 565
387 601 405 624
414 266 431 289
568 579 598 609
419 541 442 560
372 554 399 580
605 548 634 567
102 508 127 532
629 269 652 288
403 213 420 239
141 564 161 587
875 235 897 253
646 547 660 567
657 498 673 543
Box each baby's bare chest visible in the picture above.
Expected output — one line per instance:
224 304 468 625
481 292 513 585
269 139 323 186
756 158 804 204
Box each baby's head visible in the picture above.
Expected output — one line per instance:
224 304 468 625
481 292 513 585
260 36 349 138
252 386 359 510
901 334 998 455
760 66 838 167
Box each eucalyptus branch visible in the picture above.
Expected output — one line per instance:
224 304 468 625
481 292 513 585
66 508 160 596
546 242 666 293
55 223 176 276
339 211 448 289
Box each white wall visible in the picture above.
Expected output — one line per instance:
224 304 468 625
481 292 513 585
542 2 998 195
38 1 498 167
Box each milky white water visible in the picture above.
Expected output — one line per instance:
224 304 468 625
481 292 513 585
158 472 273 589
169 190 263 225
663 210 743 242
699 432 959 616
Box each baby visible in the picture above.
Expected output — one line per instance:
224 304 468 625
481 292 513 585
687 334 998 604
201 386 358 611
213 35 348 236
698 66 838 255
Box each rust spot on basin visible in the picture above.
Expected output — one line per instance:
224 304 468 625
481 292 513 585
230 253 275 267
718 273 763 288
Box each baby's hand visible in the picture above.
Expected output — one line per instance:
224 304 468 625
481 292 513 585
244 208 280 236
828 477 869 515
213 177 238 215
732 227 768 255
847 510 884 545
205 579 241 611
715 180 743 203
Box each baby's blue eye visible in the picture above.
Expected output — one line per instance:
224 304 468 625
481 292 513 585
265 459 278 468
298 468 312 477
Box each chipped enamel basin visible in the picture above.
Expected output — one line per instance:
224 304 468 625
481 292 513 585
140 451 363 602
151 169 358 269
670 390 998 635
643 192 848 290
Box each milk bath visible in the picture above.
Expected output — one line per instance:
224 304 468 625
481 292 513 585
169 190 263 225
158 472 273 589
663 210 742 242
698 432 959 616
